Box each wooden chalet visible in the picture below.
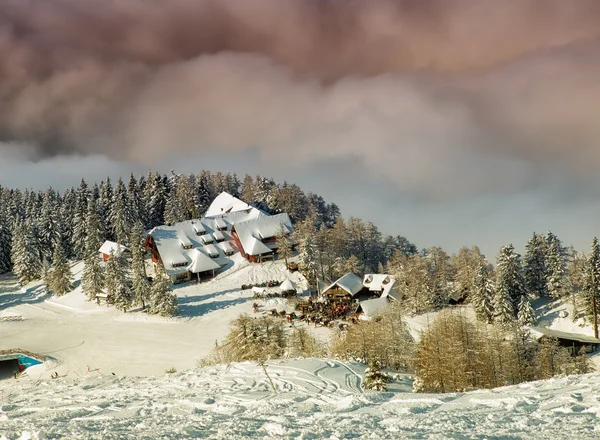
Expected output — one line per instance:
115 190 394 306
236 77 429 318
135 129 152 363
99 241 129 262
529 327 600 355
230 213 294 263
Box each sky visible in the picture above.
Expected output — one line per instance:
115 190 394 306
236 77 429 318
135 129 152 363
1 0 600 259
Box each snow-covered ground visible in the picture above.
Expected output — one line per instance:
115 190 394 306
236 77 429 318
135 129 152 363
2 358 600 439
3 261 600 438
0 258 309 378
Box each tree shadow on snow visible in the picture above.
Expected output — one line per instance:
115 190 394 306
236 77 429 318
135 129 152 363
0 275 52 312
177 296 249 318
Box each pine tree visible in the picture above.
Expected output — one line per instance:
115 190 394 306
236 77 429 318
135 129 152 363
130 222 151 310
110 178 133 245
0 208 12 273
583 237 600 337
344 255 361 275
150 264 177 316
288 327 322 358
105 249 132 312
545 232 567 299
48 242 73 296
71 179 89 259
276 225 293 269
472 263 494 323
82 199 105 302
11 220 42 285
517 295 536 327
362 361 389 391
494 244 526 321
523 233 548 298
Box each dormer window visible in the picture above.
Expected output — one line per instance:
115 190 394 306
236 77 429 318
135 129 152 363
181 244 192 250
193 224 206 236
365 275 373 284
382 276 390 285
171 261 187 268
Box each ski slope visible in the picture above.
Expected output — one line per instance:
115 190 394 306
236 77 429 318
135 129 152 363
2 359 600 439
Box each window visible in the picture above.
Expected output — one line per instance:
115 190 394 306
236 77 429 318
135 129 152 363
171 262 187 268
182 244 192 250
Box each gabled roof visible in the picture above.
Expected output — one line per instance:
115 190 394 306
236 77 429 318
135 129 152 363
323 273 364 297
359 297 389 317
233 213 293 256
363 274 398 300
280 279 296 292
204 244 220 257
528 327 600 345
205 192 253 217
99 241 128 256
187 249 221 274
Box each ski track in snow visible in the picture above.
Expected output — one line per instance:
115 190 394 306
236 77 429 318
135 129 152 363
1 361 600 439
2 261 600 438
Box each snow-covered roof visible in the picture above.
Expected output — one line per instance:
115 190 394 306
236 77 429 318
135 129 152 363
363 274 398 300
204 244 220 257
200 234 214 244
220 241 235 253
149 219 233 275
280 279 296 292
323 273 364 297
215 217 227 230
205 192 254 217
233 213 293 256
99 241 128 256
359 297 389 317
214 230 225 241
528 327 600 345
187 249 221 274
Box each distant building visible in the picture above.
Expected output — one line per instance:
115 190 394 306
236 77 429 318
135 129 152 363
99 241 129 262
528 327 600 355
321 272 400 318
145 192 294 283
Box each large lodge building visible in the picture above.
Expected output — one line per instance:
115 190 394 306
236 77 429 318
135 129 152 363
145 192 294 283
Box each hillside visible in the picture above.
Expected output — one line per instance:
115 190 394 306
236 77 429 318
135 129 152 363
2 359 600 439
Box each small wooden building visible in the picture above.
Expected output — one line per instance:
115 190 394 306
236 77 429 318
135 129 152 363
99 241 129 262
529 327 600 355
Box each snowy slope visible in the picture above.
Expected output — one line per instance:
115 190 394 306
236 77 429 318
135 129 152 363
2 359 600 439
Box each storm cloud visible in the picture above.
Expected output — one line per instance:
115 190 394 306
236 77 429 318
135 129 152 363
2 0 600 197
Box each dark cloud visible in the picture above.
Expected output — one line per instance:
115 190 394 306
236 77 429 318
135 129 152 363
1 0 600 197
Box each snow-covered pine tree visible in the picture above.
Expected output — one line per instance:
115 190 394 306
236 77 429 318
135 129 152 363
517 295 536 327
288 326 322 358
583 237 600 337
362 361 389 391
71 179 89 259
48 241 73 296
126 173 142 228
566 247 586 322
344 255 361 275
82 199 105 302
523 232 548 298
11 220 42 285
150 264 177 316
145 172 167 228
495 244 526 319
472 263 494 323
130 222 151 310
110 178 133 246
98 177 114 240
276 225 293 269
545 232 567 299
0 206 12 273
163 191 187 226
195 174 213 218
105 249 132 312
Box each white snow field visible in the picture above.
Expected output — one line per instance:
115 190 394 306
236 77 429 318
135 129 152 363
2 259 600 438
1 360 600 439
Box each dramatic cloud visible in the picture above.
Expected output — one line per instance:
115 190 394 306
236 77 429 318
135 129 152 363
2 0 600 197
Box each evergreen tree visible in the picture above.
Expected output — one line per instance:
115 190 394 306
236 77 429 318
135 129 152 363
344 255 361 275
110 178 133 245
523 232 548 298
82 199 105 302
517 295 536 327
0 208 12 273
583 237 600 337
48 242 73 296
11 220 42 285
71 179 89 259
276 225 293 269
495 244 526 319
130 222 151 310
472 263 494 323
362 361 390 391
146 172 167 228
105 249 132 312
150 264 177 316
545 232 567 299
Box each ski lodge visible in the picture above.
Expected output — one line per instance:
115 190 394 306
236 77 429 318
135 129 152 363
145 192 294 283
321 272 400 318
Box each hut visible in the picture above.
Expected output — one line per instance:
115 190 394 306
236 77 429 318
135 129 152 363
98 241 129 262
529 327 600 355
